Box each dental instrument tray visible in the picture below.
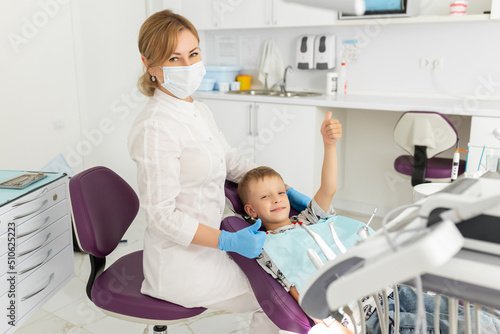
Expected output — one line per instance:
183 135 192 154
0 172 47 189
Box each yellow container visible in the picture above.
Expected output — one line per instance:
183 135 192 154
236 75 251 90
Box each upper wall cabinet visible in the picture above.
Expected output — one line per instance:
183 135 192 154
163 0 336 30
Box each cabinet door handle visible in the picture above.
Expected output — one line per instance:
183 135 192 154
17 216 50 239
13 200 48 220
266 0 272 25
272 0 277 25
18 249 53 275
248 104 254 136
213 0 220 27
13 188 48 207
21 273 55 301
17 233 52 257
254 104 260 137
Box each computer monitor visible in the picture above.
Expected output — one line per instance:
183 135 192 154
339 0 420 19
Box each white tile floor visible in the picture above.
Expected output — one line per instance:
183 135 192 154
15 209 378 334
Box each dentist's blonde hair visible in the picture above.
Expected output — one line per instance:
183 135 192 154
137 10 200 97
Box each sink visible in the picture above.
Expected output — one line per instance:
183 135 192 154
227 90 322 98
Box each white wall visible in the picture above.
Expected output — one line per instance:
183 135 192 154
1 0 80 171
69 0 146 189
0 0 146 191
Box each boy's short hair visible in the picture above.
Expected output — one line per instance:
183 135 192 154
238 166 284 205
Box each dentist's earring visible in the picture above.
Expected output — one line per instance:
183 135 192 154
149 71 156 82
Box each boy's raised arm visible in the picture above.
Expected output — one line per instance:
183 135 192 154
314 111 342 213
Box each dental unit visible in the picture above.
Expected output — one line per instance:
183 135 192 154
297 176 500 334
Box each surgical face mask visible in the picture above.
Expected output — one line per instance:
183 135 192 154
159 61 206 99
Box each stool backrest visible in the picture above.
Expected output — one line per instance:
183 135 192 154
394 111 458 158
70 166 139 258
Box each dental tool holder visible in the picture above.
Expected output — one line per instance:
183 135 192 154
420 177 500 256
299 216 464 319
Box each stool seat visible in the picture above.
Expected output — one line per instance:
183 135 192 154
91 250 206 321
395 155 466 179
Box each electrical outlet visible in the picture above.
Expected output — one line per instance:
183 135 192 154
420 57 444 70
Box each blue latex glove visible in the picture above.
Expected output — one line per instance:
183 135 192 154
286 187 311 212
218 219 266 258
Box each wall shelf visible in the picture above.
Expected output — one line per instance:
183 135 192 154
333 13 492 26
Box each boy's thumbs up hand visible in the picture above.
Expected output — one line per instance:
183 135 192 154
320 111 342 145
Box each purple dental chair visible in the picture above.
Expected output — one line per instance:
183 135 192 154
393 111 466 186
69 166 206 334
221 180 314 334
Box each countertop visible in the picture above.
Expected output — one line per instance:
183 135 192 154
194 91 500 117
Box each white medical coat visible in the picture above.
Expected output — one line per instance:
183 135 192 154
128 90 256 307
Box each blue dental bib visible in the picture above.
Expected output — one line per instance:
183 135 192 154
263 215 373 293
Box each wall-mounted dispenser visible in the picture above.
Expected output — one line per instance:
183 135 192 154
296 35 315 70
314 34 335 70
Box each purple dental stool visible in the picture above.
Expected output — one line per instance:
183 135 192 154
393 111 466 186
69 166 205 334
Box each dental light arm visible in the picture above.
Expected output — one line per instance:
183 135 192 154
283 0 366 16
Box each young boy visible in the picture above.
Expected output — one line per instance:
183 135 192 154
237 111 352 333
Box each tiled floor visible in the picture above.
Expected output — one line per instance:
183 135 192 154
15 209 378 334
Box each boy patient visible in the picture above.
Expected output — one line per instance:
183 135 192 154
237 111 351 332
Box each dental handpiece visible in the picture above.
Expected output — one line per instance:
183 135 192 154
307 248 324 269
328 221 347 254
301 224 336 261
357 207 377 240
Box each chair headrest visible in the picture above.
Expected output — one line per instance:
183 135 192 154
394 111 458 158
69 166 139 258
224 180 245 215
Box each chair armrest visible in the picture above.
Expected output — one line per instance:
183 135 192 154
221 216 313 334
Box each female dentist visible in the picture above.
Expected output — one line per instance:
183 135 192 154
128 9 305 333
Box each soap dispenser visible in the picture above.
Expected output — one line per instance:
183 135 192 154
296 35 315 70
314 34 335 70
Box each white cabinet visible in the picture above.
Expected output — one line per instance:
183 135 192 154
166 0 336 30
202 99 318 197
0 172 73 334
272 0 337 27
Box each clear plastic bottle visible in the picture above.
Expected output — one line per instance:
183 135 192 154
326 72 338 95
338 61 348 95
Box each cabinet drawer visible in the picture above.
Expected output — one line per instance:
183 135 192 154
15 245 73 326
17 229 71 282
0 182 67 237
0 200 68 261
469 116 500 148
16 199 69 244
